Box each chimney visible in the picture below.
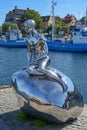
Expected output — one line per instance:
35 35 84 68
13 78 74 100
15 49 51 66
15 6 18 10
27 7 29 10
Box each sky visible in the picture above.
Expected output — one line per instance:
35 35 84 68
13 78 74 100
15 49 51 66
0 0 87 25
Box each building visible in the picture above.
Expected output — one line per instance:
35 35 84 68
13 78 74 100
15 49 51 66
41 14 77 29
62 14 77 26
5 6 77 33
41 15 62 30
79 8 87 26
5 6 29 25
41 15 62 25
41 15 52 29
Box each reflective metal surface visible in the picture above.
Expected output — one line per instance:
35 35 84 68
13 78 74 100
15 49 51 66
12 19 84 123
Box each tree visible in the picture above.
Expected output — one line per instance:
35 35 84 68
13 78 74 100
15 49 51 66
0 25 2 35
47 24 52 33
21 9 42 28
2 22 18 33
55 20 68 36
10 23 18 30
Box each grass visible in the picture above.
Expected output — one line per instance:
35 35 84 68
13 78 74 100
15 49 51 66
16 112 30 122
29 119 46 127
16 112 47 127
16 111 67 128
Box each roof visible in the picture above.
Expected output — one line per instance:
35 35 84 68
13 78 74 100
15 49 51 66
41 15 62 22
6 6 26 16
41 16 51 22
63 14 77 24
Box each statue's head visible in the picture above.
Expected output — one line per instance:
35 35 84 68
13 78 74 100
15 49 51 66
24 19 35 33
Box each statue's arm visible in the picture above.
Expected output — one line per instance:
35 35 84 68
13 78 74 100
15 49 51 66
43 41 48 55
34 41 48 62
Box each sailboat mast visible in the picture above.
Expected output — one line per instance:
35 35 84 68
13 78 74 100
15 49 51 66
51 0 57 41
51 0 55 41
86 7 87 26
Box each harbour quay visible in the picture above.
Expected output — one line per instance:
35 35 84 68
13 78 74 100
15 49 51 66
0 85 87 130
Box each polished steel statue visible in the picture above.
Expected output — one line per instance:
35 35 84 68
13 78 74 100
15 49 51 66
12 19 83 123
24 19 67 92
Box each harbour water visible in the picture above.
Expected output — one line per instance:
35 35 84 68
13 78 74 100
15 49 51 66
0 47 87 103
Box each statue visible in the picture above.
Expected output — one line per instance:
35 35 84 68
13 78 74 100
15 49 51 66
12 19 84 123
24 19 67 92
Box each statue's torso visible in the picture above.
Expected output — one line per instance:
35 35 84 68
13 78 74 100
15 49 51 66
26 35 45 63
27 36 44 53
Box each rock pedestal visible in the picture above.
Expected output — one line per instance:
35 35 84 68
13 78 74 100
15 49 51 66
12 69 84 123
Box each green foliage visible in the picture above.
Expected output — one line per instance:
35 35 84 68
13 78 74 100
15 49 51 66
56 21 68 34
18 23 25 35
10 23 18 30
47 24 52 33
46 20 69 37
30 119 46 127
0 26 2 32
21 9 42 28
16 112 29 122
16 111 68 128
2 22 12 33
16 112 46 127
2 22 18 33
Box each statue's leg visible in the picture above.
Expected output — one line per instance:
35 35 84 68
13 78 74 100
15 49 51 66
26 64 45 76
26 52 44 75
39 56 67 92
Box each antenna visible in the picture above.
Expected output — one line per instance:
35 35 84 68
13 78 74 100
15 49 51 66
51 0 57 41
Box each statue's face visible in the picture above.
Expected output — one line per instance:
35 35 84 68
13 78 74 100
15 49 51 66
25 25 33 33
24 20 35 34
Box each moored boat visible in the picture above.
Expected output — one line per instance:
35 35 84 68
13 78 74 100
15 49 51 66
46 8 87 52
1 38 87 52
1 7 87 52
0 26 27 48
47 40 87 52
0 39 27 48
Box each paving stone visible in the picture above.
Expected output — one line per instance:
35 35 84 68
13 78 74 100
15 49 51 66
0 85 87 130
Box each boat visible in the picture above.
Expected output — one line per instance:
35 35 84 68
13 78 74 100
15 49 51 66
0 38 87 52
1 28 87 52
1 4 87 52
0 39 27 48
46 26 87 52
47 40 87 52
46 2 87 52
1 20 87 51
0 27 27 48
